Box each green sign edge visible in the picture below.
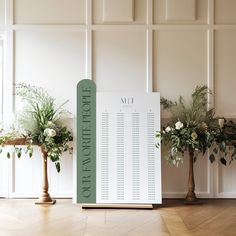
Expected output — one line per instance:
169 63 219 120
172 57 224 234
77 79 96 203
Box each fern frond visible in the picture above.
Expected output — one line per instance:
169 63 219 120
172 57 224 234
160 97 177 109
161 85 213 126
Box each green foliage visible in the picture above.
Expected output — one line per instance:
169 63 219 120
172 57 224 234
160 86 214 126
209 154 215 163
0 83 73 173
213 120 236 164
220 157 227 166
156 85 234 167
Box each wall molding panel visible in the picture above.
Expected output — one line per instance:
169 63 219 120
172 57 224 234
102 0 134 23
166 0 196 21
0 0 236 199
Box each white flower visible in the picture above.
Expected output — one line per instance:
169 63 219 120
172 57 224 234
44 128 56 137
47 121 55 128
165 126 172 133
175 121 183 130
44 128 50 136
191 132 198 141
47 129 57 137
218 118 225 129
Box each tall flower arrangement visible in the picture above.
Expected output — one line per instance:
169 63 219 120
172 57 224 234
156 85 236 202
0 83 73 172
156 86 219 165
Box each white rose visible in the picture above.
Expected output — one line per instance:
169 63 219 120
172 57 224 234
218 118 224 129
175 121 183 130
44 128 50 136
47 129 57 137
191 132 198 141
165 126 172 133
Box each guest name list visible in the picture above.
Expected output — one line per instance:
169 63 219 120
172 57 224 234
96 93 162 204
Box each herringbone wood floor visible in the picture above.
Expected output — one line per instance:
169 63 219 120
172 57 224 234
0 199 236 236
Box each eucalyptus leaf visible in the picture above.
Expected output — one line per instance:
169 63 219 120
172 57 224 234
209 154 215 163
220 142 226 152
213 148 218 154
220 157 227 166
158 85 236 167
55 162 60 173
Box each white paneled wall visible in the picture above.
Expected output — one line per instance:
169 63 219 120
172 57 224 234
154 0 208 24
215 0 236 24
12 147 42 197
0 36 3 113
0 0 5 25
154 30 208 100
215 30 236 118
93 30 146 91
14 0 86 24
0 0 236 199
14 30 86 113
0 151 10 197
93 0 146 24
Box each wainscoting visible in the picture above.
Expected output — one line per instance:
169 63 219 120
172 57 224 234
0 0 236 199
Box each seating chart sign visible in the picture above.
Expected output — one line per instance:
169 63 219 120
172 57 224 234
77 80 162 204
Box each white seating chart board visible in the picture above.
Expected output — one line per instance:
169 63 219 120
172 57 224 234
96 92 162 204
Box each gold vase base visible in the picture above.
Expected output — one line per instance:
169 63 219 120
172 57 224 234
184 199 204 205
35 199 56 205
184 197 204 205
184 192 202 205
35 196 56 205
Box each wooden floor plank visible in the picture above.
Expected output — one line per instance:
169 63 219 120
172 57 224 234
1 199 236 236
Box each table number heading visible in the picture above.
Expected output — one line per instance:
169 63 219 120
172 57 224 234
121 97 134 105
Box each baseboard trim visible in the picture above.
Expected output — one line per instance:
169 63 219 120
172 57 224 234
216 192 236 198
82 204 153 209
163 192 213 198
9 192 72 198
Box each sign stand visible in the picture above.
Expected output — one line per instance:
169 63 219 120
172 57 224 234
81 204 153 209
77 80 162 209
